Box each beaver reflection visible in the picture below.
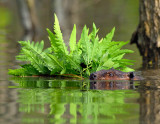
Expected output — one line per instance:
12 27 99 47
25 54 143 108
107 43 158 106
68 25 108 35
90 81 134 90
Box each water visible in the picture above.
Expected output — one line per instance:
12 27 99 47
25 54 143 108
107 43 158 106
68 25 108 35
1 0 160 124
1 78 140 124
2 78 160 124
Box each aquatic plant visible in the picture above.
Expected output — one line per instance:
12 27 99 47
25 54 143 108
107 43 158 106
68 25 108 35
9 14 134 78
16 80 139 124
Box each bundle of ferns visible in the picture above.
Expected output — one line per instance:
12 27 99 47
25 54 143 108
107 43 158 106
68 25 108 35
9 14 134 78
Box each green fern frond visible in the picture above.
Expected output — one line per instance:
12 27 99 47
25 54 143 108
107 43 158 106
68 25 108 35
78 25 92 65
104 27 115 43
47 54 64 69
17 41 49 74
47 14 68 56
69 24 76 55
8 64 40 76
120 67 134 72
89 23 100 61
8 68 28 76
89 23 99 42
107 41 128 54
9 14 135 77
47 28 59 53
99 27 115 51
112 49 134 58
65 55 82 72
54 14 68 55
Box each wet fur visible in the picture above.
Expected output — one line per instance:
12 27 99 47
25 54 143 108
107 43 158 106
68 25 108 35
90 68 140 80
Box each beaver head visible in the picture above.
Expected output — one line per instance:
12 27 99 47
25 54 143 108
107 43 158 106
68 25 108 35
90 68 140 80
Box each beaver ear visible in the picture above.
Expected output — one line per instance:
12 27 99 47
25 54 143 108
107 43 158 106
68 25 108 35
90 73 97 80
129 72 134 79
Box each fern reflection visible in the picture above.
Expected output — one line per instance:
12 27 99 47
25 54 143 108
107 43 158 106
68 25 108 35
12 78 139 124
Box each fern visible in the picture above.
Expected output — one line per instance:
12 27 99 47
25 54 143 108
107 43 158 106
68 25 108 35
16 41 50 74
90 23 99 62
9 14 135 78
8 64 40 76
47 14 68 57
46 54 65 74
78 26 92 65
69 24 76 55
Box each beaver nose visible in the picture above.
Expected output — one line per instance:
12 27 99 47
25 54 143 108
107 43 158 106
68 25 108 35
129 72 135 79
90 73 97 80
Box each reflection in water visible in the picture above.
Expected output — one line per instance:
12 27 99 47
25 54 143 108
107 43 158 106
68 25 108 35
1 77 160 124
9 78 140 124
138 80 160 124
1 0 160 124
90 80 135 90
6 78 160 124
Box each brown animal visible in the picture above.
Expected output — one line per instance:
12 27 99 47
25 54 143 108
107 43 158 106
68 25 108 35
90 68 141 80
90 81 135 90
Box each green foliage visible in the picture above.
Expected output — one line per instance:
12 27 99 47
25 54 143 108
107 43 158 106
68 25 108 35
13 79 139 124
8 64 40 76
9 14 135 78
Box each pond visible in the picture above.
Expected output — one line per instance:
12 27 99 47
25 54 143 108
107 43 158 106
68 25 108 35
1 0 160 124
2 77 160 124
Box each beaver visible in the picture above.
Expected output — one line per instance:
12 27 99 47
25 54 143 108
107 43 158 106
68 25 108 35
90 81 135 90
90 68 141 80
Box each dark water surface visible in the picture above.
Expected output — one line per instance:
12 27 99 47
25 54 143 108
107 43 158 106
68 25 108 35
2 78 160 124
1 0 160 124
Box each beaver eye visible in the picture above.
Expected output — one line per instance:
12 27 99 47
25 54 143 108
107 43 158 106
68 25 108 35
108 73 114 77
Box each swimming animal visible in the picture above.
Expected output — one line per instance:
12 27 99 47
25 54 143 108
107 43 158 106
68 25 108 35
90 68 141 80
